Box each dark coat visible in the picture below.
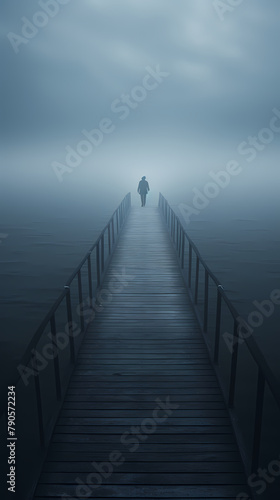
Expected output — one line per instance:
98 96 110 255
138 180 150 194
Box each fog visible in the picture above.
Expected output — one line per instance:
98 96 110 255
1 0 280 387
2 0 280 179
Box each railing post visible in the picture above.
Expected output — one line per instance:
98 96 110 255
203 270 209 332
228 319 239 408
87 254 93 305
112 219 115 246
194 255 199 304
214 289 222 364
181 232 185 269
119 206 122 228
188 243 192 288
108 225 111 255
96 242 101 288
116 210 119 234
50 314 62 400
120 204 123 227
101 234 105 274
77 269 85 333
31 352 45 447
178 226 182 260
251 368 265 472
65 287 75 364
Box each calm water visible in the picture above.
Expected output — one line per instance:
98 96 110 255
1 194 280 379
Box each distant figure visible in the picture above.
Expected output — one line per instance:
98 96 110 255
137 176 150 207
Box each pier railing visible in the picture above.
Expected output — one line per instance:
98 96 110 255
159 192 280 474
0 192 131 498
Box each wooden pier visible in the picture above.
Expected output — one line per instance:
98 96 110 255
34 206 249 499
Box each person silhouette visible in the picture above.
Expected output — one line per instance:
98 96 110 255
137 176 150 207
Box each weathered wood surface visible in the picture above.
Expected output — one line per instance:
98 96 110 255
34 207 250 499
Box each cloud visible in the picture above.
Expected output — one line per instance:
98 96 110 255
2 0 280 149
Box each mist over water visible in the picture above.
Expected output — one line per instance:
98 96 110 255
1 0 280 424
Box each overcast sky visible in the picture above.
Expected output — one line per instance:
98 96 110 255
1 0 280 202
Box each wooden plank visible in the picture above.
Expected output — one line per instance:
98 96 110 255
39 472 246 485
48 442 238 453
45 450 242 462
78 347 208 352
71 374 216 379
62 401 226 409
67 360 212 365
52 433 235 443
43 461 244 473
65 388 223 395
56 418 232 427
64 394 225 402
58 409 229 418
52 427 233 437
69 376 218 383
67 385 220 391
35 484 250 497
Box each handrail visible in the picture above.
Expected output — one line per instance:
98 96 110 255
159 192 280 474
1 193 131 430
